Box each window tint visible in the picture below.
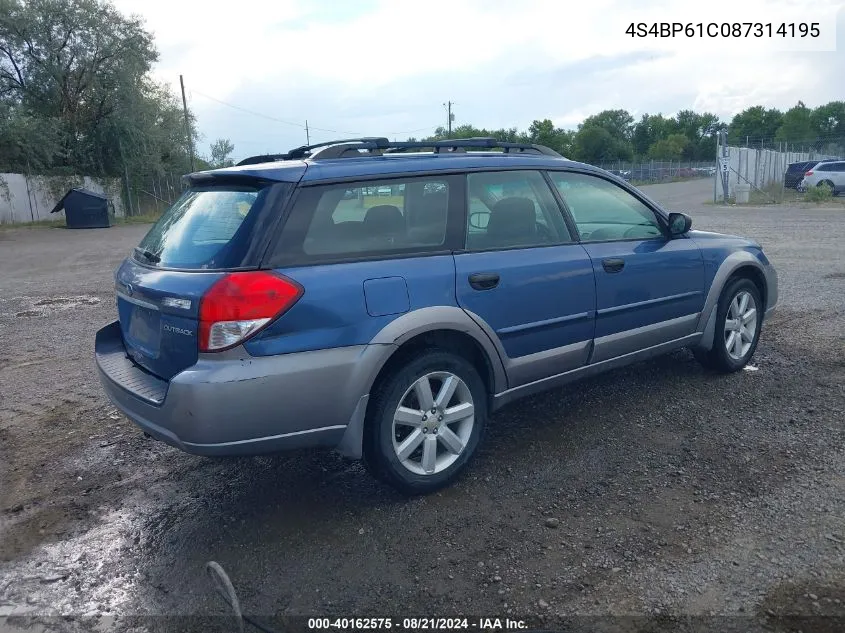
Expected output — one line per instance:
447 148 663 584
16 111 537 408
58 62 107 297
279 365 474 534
135 185 273 269
276 177 452 261
465 170 570 250
550 172 663 242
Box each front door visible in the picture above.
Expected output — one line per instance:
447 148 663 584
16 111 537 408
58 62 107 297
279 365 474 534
454 170 596 387
548 171 704 363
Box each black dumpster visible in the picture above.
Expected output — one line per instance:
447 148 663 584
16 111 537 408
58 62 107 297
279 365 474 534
50 188 112 228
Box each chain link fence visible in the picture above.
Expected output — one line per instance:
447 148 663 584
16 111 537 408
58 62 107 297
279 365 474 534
123 172 188 217
716 136 845 204
591 160 716 183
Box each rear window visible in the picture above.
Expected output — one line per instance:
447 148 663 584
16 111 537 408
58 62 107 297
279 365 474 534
135 185 282 269
788 162 813 172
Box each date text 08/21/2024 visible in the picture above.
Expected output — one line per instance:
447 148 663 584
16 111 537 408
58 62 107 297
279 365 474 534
625 22 820 38
307 617 529 631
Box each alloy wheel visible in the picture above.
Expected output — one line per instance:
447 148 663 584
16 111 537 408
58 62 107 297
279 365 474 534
724 290 758 360
391 371 475 476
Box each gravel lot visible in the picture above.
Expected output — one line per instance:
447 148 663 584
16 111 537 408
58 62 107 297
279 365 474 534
1 178 843 632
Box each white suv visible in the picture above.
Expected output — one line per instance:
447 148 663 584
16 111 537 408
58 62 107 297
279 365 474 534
800 160 844 195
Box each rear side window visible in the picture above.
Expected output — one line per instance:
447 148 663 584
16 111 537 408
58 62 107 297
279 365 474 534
134 184 288 269
268 175 459 264
817 162 844 171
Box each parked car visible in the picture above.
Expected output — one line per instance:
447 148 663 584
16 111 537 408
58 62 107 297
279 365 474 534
798 160 845 195
96 137 778 495
606 169 631 181
784 161 817 189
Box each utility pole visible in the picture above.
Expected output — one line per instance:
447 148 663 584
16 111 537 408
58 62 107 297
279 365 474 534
720 128 729 202
444 101 454 135
118 138 133 217
305 120 310 145
180 75 195 172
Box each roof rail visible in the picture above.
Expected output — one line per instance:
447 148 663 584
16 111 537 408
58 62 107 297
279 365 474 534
235 136 562 166
384 137 562 157
235 137 390 166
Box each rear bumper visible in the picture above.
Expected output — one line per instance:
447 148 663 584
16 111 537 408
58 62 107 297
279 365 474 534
95 320 367 456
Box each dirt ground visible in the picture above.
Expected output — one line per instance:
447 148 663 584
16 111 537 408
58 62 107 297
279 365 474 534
1 179 844 633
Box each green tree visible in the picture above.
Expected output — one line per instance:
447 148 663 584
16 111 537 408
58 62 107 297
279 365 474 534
775 102 815 142
632 114 675 157
648 133 689 160
527 118 573 155
728 106 783 145
0 0 196 177
577 110 633 161
674 109 721 159
582 109 634 141
572 126 621 163
810 101 845 139
210 138 235 168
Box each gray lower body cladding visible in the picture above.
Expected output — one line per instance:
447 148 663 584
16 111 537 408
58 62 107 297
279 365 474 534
95 320 370 456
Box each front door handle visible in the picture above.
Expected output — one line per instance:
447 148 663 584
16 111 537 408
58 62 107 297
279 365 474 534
468 272 500 291
602 258 625 273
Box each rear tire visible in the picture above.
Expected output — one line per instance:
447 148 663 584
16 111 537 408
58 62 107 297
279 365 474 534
693 277 763 373
363 349 487 495
820 180 835 195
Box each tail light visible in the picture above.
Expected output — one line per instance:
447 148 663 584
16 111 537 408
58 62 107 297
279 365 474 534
805 171 814 176
198 271 303 352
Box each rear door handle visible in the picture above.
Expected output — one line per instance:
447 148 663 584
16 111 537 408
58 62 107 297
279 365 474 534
468 272 500 290
602 258 625 273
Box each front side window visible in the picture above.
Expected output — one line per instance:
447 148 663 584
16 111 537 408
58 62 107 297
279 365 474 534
271 176 453 262
549 172 664 242
465 170 571 250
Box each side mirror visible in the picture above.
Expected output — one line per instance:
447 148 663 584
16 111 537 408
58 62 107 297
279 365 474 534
668 212 692 236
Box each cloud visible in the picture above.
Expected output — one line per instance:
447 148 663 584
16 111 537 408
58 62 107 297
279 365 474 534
111 0 844 161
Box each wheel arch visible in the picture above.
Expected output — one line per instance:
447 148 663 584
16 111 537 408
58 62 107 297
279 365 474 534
695 252 770 351
335 307 507 459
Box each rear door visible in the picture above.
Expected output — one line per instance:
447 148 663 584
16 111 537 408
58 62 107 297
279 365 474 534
256 174 463 356
548 171 704 363
825 162 845 191
453 170 595 387
116 181 292 379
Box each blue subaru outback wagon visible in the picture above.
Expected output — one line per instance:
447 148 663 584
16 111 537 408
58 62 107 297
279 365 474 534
96 137 778 494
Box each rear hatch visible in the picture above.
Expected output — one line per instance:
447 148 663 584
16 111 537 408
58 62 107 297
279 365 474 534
116 179 294 380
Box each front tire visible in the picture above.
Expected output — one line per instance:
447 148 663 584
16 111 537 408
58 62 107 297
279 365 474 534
363 350 487 495
694 277 763 373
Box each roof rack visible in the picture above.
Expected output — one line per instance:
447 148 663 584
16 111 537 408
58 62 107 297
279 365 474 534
384 137 562 157
236 137 390 166
235 137 562 166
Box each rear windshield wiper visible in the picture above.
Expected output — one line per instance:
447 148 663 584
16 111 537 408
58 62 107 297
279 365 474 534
134 247 161 264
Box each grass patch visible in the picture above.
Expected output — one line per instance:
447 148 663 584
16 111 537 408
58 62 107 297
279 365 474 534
0 217 66 230
118 212 162 225
0 211 162 230
630 176 709 187
704 182 844 207
805 183 834 203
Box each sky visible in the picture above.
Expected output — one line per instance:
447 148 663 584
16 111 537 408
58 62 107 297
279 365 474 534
111 0 844 163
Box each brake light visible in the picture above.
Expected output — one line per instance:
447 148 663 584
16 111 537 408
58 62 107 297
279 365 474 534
198 271 303 352
805 171 814 176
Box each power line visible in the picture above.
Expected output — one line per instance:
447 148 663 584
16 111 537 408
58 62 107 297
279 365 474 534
190 89 439 138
